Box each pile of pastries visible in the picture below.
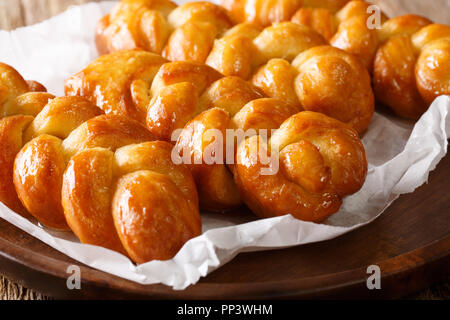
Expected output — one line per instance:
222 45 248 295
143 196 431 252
0 0 449 264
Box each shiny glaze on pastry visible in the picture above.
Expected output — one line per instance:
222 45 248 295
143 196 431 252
65 50 167 122
96 0 233 63
1 62 200 262
204 23 374 132
174 97 298 211
221 0 350 26
374 23 450 118
148 64 269 211
222 0 450 118
65 50 370 211
252 46 374 133
206 22 327 79
0 62 56 215
11 113 200 262
234 111 367 222
63 137 200 263
220 1 382 70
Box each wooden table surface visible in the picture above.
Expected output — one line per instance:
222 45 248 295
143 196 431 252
0 0 449 300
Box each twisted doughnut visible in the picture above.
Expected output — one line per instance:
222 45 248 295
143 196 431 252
221 0 350 26
374 23 450 118
221 0 450 118
234 111 367 222
66 50 305 211
96 0 233 62
1 63 200 263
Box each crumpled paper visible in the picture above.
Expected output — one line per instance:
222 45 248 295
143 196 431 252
0 1 449 290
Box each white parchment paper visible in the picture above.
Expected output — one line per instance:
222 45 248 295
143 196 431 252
0 1 449 290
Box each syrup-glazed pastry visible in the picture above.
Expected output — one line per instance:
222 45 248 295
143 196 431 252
65 50 167 123
174 98 299 211
252 46 374 133
62 134 201 263
1 63 201 263
148 61 301 211
0 62 57 215
373 23 450 118
221 0 350 26
220 1 382 70
65 50 369 210
204 23 374 133
205 21 327 79
234 111 367 223
221 0 450 119
96 0 233 62
95 4 378 128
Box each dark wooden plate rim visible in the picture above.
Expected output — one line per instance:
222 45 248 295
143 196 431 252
1 218 448 299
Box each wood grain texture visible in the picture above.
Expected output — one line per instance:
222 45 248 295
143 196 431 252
0 0 449 300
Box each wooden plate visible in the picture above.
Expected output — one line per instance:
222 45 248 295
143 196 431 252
0 152 448 299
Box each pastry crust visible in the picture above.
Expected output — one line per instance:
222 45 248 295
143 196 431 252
252 46 374 133
96 0 233 62
65 50 167 123
1 63 201 263
0 63 55 216
374 24 450 118
234 111 367 222
220 1 449 118
64 50 371 212
221 0 350 26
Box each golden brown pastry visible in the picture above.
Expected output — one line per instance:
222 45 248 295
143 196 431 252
206 21 327 79
66 50 369 210
149 65 270 211
65 50 167 123
204 22 376 132
1 94 103 227
96 0 233 63
64 51 259 211
6 112 200 262
223 0 450 119
94 2 381 129
1 62 200 263
234 111 367 222
145 60 223 140
62 136 200 263
221 1 383 70
373 23 450 119
221 0 350 26
174 97 298 211
0 62 56 215
143 58 303 212
252 46 374 133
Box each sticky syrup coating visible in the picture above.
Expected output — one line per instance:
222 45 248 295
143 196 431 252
96 0 233 61
234 111 367 222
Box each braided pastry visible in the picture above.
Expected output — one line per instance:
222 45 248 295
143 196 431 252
234 111 367 222
293 4 450 118
221 0 450 118
174 97 299 211
1 63 200 263
206 23 374 133
220 0 383 70
96 0 233 63
221 0 350 26
96 3 377 130
373 22 450 118
66 50 307 211
0 63 55 215
252 45 374 133
65 50 167 123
